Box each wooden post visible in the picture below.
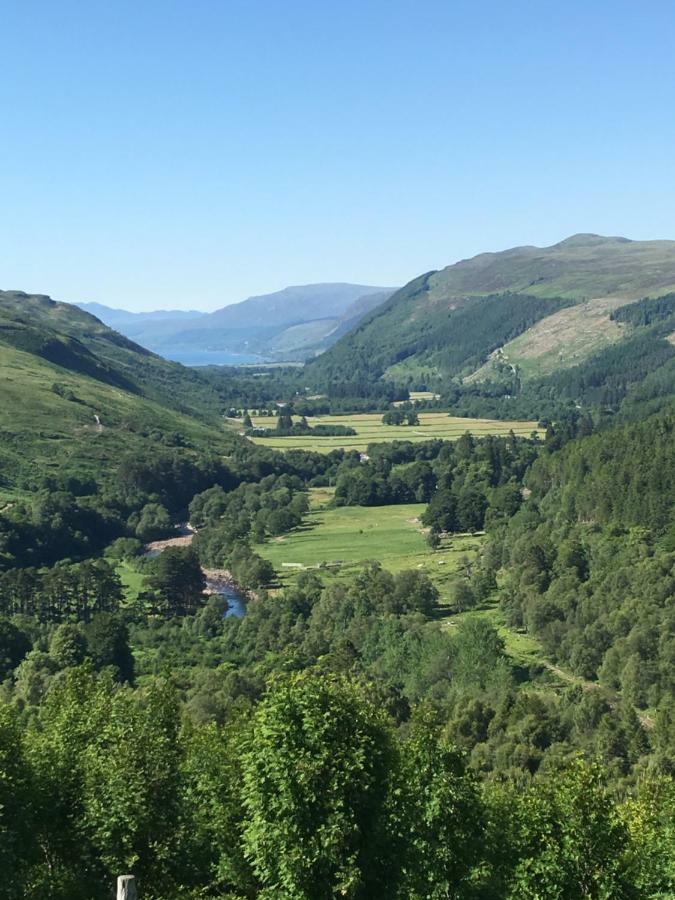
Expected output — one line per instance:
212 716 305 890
117 875 137 900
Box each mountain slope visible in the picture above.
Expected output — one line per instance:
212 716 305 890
0 291 222 418
75 302 205 328
307 235 675 386
74 302 207 349
426 233 675 301
0 291 239 493
210 283 391 327
77 284 396 363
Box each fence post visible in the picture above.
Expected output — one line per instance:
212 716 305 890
117 875 137 900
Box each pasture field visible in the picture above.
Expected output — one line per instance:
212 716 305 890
258 488 481 599
247 411 541 452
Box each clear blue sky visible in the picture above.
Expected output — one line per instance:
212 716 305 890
1 0 674 311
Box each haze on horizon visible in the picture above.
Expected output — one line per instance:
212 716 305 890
1 0 674 312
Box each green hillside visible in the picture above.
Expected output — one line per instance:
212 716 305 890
307 235 675 386
0 292 236 495
426 233 675 301
0 291 222 418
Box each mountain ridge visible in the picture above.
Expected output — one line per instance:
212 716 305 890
74 282 397 363
306 234 675 389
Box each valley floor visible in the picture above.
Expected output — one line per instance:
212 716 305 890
245 411 542 452
257 487 481 595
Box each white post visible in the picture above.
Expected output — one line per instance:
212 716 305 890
117 875 137 900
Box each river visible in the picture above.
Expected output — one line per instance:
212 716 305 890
203 569 247 618
145 526 247 618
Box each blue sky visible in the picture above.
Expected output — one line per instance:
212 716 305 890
1 0 674 311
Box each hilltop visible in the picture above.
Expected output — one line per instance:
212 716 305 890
425 233 675 301
305 235 675 414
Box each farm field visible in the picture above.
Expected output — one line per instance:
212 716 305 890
246 411 541 452
393 390 440 405
258 488 481 599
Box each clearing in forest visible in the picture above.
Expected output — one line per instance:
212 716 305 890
257 488 481 597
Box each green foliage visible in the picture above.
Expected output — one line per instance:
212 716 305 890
307 282 572 385
23 667 182 897
134 502 173 541
147 547 206 617
0 559 123 621
0 704 36 898
611 292 675 327
251 417 357 437
82 613 134 683
504 760 635 899
79 681 183 890
394 709 483 899
241 673 394 899
49 623 87 668
2 662 671 899
182 720 255 894
621 777 675 896
0 617 31 678
477 410 675 714
382 408 419 426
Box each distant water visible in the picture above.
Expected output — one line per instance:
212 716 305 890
161 348 265 366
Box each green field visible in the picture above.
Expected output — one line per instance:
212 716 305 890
116 560 147 603
247 411 541 452
258 488 481 598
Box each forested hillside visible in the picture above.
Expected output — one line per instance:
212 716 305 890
474 411 675 716
305 235 675 419
306 279 573 382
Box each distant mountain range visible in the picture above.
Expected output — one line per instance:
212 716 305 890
77 283 396 364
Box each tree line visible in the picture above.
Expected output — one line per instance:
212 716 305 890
1 665 672 900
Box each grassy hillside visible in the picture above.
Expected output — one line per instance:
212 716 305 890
427 233 675 301
307 235 675 387
0 293 237 495
0 291 223 419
